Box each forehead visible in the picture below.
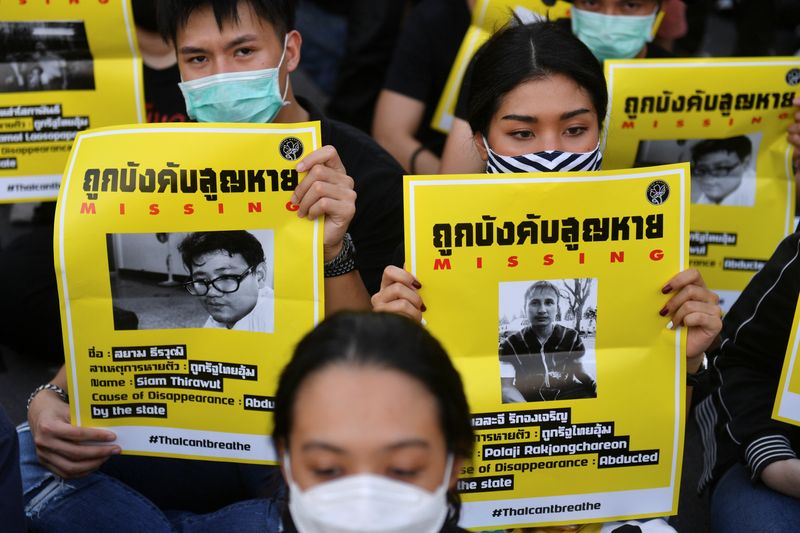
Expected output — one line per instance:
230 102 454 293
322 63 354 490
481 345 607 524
695 150 740 164
291 365 442 450
495 75 596 119
191 250 248 271
527 287 558 301
176 1 280 47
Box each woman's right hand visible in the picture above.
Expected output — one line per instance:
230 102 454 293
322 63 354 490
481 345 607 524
371 265 425 322
28 388 120 479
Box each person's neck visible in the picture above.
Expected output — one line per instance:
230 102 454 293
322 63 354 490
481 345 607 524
635 44 648 59
275 84 310 123
136 26 177 70
532 324 555 343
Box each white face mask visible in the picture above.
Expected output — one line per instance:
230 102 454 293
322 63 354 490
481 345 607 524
285 454 453 533
482 137 603 174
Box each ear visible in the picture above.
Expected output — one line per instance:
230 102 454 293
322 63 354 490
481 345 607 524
255 262 268 289
447 457 464 489
284 30 302 74
473 131 489 162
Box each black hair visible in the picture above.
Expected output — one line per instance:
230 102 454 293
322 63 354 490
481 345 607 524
157 0 297 44
691 135 752 163
273 312 474 522
131 0 159 34
466 21 607 137
178 230 265 273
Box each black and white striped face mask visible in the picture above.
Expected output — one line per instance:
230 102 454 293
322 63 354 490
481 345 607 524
483 137 603 174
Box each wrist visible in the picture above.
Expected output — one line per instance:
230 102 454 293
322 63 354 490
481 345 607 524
28 383 69 411
323 240 343 263
324 233 356 278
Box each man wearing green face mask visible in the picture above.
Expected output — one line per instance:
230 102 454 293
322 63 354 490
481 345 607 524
570 0 668 62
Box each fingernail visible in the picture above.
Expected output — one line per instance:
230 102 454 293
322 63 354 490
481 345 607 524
112 447 122 454
666 320 674 330
412 280 422 289
661 284 672 294
659 307 669 317
296 161 306 172
421 304 427 312
290 195 298 204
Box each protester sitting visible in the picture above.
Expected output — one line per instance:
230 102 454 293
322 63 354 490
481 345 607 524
272 312 473 533
373 19 720 423
372 0 472 174
440 0 673 174
694 231 800 531
18 0 404 529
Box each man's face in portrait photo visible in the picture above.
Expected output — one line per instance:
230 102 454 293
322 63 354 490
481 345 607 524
693 149 747 204
188 250 266 327
525 287 558 328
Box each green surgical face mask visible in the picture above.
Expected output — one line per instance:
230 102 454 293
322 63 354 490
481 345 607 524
570 7 657 63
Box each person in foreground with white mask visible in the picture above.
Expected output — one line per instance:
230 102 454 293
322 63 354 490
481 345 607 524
272 311 474 533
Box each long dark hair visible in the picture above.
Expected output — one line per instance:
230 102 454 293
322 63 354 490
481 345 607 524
273 312 474 523
467 20 607 137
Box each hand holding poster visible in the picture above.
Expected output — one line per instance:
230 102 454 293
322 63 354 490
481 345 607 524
405 164 689 528
773 295 800 427
603 58 799 311
1 0 144 202
55 122 323 463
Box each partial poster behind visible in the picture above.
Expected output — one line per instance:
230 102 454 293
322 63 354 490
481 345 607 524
603 58 798 311
1 1 144 202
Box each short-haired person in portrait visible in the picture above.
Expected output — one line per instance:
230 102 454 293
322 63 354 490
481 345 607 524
691 135 755 206
179 230 274 333
499 281 596 403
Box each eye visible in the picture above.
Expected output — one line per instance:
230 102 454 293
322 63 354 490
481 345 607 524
186 55 207 65
387 467 420 480
235 47 254 57
312 466 343 480
510 130 534 140
564 126 588 137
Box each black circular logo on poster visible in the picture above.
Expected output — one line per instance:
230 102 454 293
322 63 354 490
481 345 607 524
647 180 670 205
279 137 304 161
787 68 800 87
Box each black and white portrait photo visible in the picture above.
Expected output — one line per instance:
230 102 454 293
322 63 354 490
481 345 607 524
498 278 598 404
0 21 95 93
634 133 760 207
107 230 275 333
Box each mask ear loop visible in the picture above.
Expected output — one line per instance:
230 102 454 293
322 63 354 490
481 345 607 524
277 35 291 107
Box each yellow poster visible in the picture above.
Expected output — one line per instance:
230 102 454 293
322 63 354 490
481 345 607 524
430 0 571 133
405 164 688 528
603 58 798 312
773 295 800 426
55 122 323 463
1 0 144 203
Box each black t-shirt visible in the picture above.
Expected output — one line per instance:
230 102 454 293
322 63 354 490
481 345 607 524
300 96 404 295
382 0 470 156
143 63 189 123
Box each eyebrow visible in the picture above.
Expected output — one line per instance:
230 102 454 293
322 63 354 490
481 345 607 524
300 439 431 454
500 108 592 123
179 34 259 55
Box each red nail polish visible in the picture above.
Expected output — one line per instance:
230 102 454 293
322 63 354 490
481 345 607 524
659 307 669 317
412 280 422 289
421 304 427 312
661 284 672 294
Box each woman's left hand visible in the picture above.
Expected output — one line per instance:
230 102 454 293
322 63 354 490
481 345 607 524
660 268 722 373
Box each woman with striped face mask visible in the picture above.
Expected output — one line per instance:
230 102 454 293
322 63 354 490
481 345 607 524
467 21 606 175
